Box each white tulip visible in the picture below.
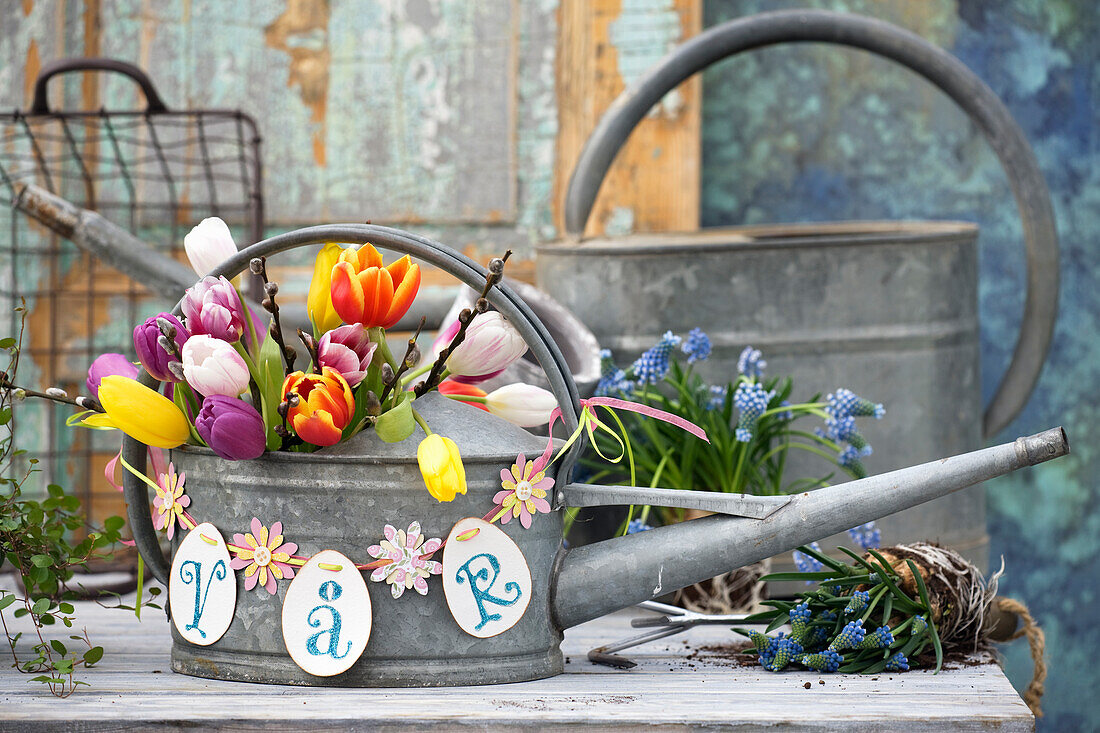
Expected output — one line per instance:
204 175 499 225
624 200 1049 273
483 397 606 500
181 335 250 397
184 217 238 276
485 383 558 428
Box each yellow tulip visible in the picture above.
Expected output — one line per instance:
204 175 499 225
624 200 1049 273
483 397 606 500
307 243 346 334
85 375 191 449
416 434 467 502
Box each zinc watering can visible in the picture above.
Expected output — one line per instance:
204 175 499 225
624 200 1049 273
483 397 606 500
538 9 1060 569
122 225 1067 687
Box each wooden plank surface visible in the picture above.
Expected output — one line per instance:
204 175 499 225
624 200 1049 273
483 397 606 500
553 0 701 238
0 598 1033 731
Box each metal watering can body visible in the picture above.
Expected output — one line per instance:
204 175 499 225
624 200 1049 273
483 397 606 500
122 224 1067 687
538 10 1060 572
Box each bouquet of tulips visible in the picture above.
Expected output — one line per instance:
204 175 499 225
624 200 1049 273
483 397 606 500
10 217 558 503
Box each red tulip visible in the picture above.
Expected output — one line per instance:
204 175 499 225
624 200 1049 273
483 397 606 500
282 367 356 446
330 244 421 329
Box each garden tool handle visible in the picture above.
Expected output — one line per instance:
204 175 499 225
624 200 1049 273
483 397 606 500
123 224 583 585
562 9 1059 438
29 57 169 115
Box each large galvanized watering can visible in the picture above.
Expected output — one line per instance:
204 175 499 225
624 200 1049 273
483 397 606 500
122 224 1066 687
538 10 1060 569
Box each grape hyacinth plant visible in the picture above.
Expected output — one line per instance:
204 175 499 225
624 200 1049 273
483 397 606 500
734 544 944 675
588 330 885 535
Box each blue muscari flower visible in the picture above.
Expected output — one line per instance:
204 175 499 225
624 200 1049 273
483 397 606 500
844 590 871 616
706 384 727 411
884 652 910 672
793 543 824 575
626 518 652 534
826 388 885 421
682 328 711 364
828 621 866 651
856 626 895 650
911 615 928 636
776 399 794 422
847 521 881 550
631 331 681 385
762 638 803 671
789 602 812 643
733 382 775 441
595 349 633 397
798 650 843 673
823 415 873 455
749 630 775 657
804 625 831 650
737 345 767 379
838 445 868 478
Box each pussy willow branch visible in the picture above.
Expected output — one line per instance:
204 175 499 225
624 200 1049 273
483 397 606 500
414 251 511 397
380 317 426 406
250 257 296 375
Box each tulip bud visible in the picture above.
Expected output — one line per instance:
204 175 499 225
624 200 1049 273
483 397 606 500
86 352 139 398
134 314 189 383
445 311 527 379
181 276 248 343
485 383 558 427
195 395 266 461
316 324 376 388
417 433 467 502
181 335 251 397
183 217 238 277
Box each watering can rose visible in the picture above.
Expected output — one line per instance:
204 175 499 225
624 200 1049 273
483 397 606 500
282 366 356 446
330 243 421 329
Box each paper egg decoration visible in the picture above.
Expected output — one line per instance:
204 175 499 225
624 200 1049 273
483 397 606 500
281 550 372 677
442 518 532 638
169 522 236 646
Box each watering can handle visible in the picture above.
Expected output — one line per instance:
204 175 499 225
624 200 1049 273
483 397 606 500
29 57 169 115
122 224 582 585
562 9 1058 439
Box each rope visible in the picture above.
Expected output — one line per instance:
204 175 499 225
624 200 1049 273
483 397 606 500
996 596 1046 718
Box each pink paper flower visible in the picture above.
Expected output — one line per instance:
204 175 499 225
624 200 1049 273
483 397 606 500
367 521 442 599
152 462 190 540
230 518 298 595
495 453 554 529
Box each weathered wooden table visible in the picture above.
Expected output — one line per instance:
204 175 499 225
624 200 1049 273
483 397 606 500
0 600 1033 731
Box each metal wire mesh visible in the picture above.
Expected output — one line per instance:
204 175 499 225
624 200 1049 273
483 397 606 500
0 91 263 527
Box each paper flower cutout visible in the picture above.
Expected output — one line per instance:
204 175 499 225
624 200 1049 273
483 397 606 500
152 462 190 540
230 518 298 595
494 453 553 529
367 522 442 599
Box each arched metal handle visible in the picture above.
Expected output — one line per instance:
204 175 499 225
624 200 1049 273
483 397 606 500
563 9 1059 438
123 224 582 584
30 57 169 115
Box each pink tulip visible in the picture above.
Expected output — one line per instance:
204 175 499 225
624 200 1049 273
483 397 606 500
444 312 527 379
181 335 251 397
86 353 138 398
181 276 247 343
485 383 558 427
316 324 377 387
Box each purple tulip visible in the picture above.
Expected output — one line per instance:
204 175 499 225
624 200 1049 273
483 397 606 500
195 395 266 461
133 313 189 382
317 324 377 387
86 353 138 398
181 276 247 343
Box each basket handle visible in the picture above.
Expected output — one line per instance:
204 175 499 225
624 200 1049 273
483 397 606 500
123 224 582 585
562 9 1059 439
29 57 169 115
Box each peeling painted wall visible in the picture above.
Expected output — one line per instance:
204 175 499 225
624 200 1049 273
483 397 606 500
701 2 1098 729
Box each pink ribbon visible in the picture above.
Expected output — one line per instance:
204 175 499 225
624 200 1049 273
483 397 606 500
539 396 708 467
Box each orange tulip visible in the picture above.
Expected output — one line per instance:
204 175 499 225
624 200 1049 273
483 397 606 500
282 366 356 446
330 244 421 329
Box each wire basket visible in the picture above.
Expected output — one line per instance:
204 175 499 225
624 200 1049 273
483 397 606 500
0 58 264 527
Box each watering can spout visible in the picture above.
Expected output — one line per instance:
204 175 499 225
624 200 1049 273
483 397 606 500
550 427 1068 630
